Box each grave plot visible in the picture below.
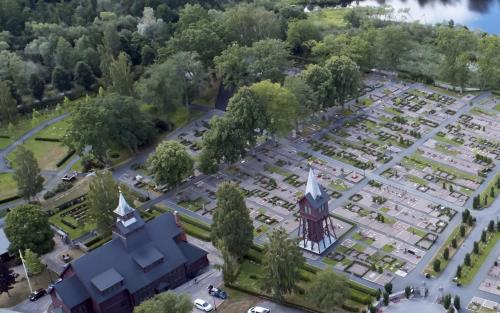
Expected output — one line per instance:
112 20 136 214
323 180 458 285
174 114 217 156
383 161 473 207
479 255 500 297
325 225 422 286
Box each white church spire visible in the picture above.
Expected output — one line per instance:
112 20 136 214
306 168 322 200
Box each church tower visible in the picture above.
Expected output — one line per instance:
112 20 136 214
297 168 337 254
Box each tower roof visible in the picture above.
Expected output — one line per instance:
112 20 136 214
113 190 135 217
306 168 322 200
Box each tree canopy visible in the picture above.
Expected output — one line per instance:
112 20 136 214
211 182 254 260
65 94 155 162
87 170 118 235
5 204 55 255
134 291 192 313
261 227 304 300
12 145 44 200
308 270 350 312
147 140 194 187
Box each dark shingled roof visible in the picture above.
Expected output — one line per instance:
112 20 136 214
54 276 90 308
90 268 124 292
54 212 207 308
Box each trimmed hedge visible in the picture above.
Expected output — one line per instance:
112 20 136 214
0 194 21 204
182 223 210 241
349 289 372 305
56 149 76 167
34 137 62 142
342 299 361 312
0 135 10 139
348 280 378 297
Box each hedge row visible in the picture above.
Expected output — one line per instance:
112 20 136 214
342 299 361 312
0 135 9 139
34 137 62 142
348 280 378 297
0 194 21 205
183 223 211 241
87 235 112 251
56 150 76 167
349 289 373 305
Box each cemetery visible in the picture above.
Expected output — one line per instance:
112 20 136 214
110 74 498 288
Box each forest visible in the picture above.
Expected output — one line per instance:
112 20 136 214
0 0 499 165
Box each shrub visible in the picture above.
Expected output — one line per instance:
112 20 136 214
433 259 441 272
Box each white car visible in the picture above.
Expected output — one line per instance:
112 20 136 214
194 299 213 312
247 306 270 313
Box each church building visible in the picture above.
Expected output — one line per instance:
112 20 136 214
50 191 209 313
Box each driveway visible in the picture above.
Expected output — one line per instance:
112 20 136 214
12 295 50 313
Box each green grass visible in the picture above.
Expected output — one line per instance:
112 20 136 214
405 174 429 186
382 244 395 253
383 107 402 116
0 173 17 198
425 223 473 277
329 179 349 191
460 232 500 285
434 134 464 147
264 164 291 177
494 103 500 111
411 152 481 183
308 8 348 31
7 139 69 170
434 143 460 156
48 204 96 240
0 269 56 308
353 243 365 252
36 118 70 139
0 108 66 149
476 173 500 208
408 226 427 238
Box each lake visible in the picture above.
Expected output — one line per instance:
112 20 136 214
355 0 500 34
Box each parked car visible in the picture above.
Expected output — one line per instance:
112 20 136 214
29 288 47 301
247 306 270 313
194 299 213 312
208 285 228 299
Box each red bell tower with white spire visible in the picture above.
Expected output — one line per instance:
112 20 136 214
297 168 337 254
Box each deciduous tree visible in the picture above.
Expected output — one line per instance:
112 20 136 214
5 204 54 255
12 146 44 200
74 61 95 90
261 227 304 301
211 182 253 260
110 52 134 96
87 170 118 235
134 291 192 313
23 249 44 276
147 141 193 187
0 80 18 123
308 270 350 312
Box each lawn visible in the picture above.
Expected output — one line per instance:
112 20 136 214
382 244 395 253
308 8 348 31
0 108 66 149
434 134 464 147
7 139 69 171
0 269 56 308
329 179 349 191
494 103 500 111
460 232 500 285
0 173 17 198
408 226 427 238
425 223 473 277
411 152 481 183
215 287 260 313
405 174 429 186
36 118 70 139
